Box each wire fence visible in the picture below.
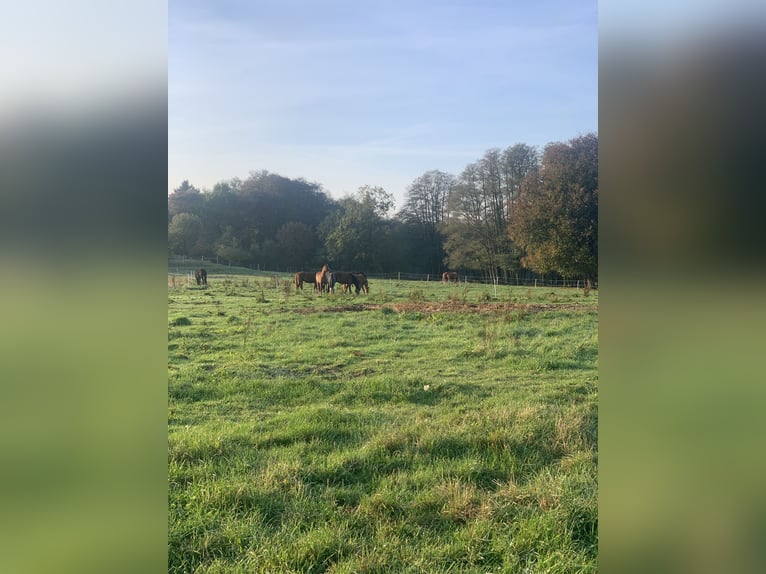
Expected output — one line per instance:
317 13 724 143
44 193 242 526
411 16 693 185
359 272 596 289
168 255 597 290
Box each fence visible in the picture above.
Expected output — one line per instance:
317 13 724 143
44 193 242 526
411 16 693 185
167 255 597 290
360 272 597 289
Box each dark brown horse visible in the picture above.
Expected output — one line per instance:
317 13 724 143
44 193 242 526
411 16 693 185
195 268 207 285
442 271 459 284
325 272 337 294
352 271 369 294
330 272 360 294
294 271 317 290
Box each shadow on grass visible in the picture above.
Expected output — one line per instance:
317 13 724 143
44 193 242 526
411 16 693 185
257 427 360 450
301 454 410 488
332 380 492 409
567 502 598 555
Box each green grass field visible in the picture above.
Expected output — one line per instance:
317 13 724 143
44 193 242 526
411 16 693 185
168 271 598 573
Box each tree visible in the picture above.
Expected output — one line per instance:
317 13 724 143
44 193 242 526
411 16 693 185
168 212 203 255
356 185 395 218
442 218 486 272
510 133 598 281
275 221 318 270
321 186 396 271
201 179 241 255
401 170 454 227
214 225 251 265
168 180 204 222
400 170 456 274
167 171 338 267
443 150 521 281
236 170 334 242
501 144 539 217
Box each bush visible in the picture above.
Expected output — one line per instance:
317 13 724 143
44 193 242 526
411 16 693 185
409 289 425 302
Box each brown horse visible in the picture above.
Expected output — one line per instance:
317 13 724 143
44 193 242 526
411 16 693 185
352 271 369 294
195 268 207 285
442 271 459 284
294 271 316 290
315 264 330 293
330 271 360 294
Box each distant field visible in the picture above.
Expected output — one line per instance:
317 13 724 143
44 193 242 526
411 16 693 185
168 273 598 573
168 258 277 277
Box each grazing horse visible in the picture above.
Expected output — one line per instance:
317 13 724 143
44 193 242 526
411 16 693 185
195 268 207 286
352 271 369 294
315 264 330 294
442 271 459 284
294 271 316 291
331 271 360 294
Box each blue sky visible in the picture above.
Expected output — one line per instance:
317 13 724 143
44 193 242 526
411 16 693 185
169 0 597 208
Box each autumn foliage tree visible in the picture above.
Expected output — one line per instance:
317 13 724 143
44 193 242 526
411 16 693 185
510 133 598 281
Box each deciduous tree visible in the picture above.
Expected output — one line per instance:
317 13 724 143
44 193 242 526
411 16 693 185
510 133 598 281
400 170 455 274
168 180 204 223
275 221 317 269
322 186 395 271
168 212 203 255
444 150 522 281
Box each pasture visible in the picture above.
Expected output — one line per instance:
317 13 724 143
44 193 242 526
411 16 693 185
168 271 598 573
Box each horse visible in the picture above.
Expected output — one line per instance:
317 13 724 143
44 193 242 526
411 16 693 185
352 271 369 294
195 268 207 286
330 271 360 294
442 271 459 284
325 272 337 294
294 271 316 291
315 264 330 294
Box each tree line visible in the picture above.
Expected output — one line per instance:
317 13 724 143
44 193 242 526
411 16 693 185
168 133 597 282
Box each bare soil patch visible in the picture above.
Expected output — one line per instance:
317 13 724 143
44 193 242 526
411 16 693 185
291 301 596 315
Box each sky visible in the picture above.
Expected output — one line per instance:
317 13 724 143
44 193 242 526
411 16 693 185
169 0 597 209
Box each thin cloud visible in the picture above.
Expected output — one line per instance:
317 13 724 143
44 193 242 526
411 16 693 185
169 0 597 201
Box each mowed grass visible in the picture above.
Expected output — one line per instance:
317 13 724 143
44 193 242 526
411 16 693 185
169 274 598 573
